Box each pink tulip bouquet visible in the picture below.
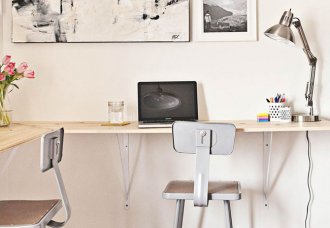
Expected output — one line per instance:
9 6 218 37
0 55 35 126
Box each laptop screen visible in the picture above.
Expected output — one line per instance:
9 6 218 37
138 81 198 121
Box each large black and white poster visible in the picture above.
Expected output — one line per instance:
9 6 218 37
12 0 189 42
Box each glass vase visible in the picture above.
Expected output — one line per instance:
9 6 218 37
0 87 12 127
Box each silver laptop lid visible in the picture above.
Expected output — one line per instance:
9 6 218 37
138 81 198 122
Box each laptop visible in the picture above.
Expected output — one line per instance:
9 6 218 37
138 81 198 128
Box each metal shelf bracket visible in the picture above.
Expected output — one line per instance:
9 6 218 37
117 134 130 209
263 132 273 208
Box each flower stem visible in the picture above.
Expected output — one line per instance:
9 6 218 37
0 85 11 126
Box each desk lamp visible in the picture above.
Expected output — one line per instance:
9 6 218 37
264 9 319 122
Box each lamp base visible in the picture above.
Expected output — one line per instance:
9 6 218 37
292 114 320 122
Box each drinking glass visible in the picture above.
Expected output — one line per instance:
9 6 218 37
108 101 124 124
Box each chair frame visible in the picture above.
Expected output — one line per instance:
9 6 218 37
40 128 71 227
0 128 71 228
167 121 239 228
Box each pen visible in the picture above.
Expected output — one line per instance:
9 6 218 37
277 94 281 103
266 94 286 103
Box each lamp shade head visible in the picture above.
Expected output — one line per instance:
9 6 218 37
264 9 296 46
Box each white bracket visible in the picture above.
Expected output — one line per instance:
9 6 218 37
263 132 273 207
117 134 130 209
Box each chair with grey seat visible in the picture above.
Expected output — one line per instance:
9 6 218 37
163 121 241 228
0 128 71 228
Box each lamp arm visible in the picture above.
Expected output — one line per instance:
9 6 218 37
292 18 317 65
305 65 316 115
293 18 317 115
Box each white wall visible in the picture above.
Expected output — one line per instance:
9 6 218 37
1 0 330 228
0 0 3 54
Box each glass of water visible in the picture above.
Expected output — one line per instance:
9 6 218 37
108 101 124 124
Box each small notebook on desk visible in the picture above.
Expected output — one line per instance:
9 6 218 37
138 81 198 128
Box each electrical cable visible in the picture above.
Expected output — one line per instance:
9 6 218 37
305 131 314 228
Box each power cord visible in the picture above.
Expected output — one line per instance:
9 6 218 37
305 131 314 228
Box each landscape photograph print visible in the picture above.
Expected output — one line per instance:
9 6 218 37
12 0 189 42
203 0 247 33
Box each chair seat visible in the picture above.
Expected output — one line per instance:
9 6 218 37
0 200 62 226
163 180 241 201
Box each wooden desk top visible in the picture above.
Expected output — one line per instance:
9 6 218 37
0 123 58 153
2 120 330 152
18 120 330 133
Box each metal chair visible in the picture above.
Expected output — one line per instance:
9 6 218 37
0 128 71 228
163 121 241 228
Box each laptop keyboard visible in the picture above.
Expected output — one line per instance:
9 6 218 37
143 120 174 124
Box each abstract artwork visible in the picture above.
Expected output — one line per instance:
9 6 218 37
12 0 189 42
195 0 256 41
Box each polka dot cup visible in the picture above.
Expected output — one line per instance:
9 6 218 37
279 107 292 122
268 103 286 122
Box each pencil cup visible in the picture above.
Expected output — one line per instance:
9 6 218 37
268 103 285 122
279 107 292 123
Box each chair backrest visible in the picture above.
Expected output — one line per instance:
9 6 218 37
172 121 236 155
41 128 64 172
172 121 236 207
40 128 71 227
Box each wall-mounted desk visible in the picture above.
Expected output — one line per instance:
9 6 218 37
0 123 57 153
15 120 330 133
2 120 330 208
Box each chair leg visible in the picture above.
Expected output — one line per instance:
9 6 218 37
224 200 233 228
173 199 185 228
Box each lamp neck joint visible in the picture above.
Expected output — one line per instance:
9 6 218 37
292 18 301 28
